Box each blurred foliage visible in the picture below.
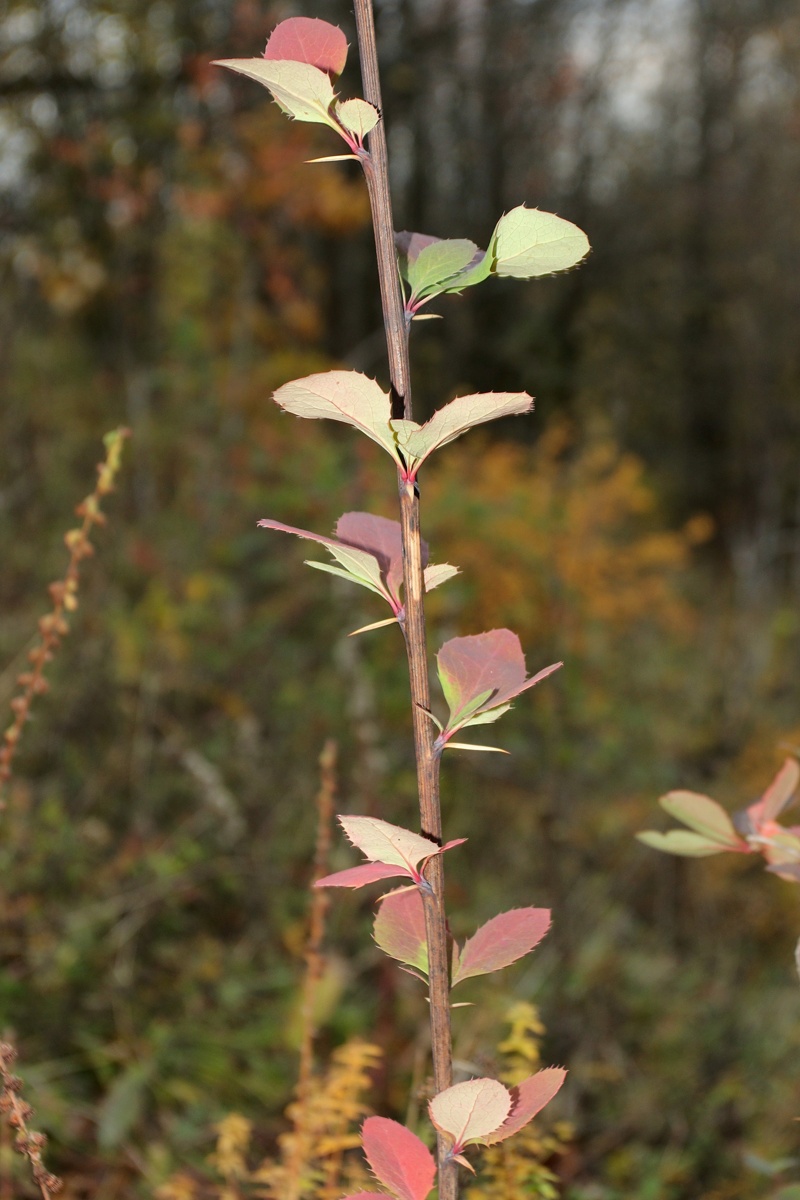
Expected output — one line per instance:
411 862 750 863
2 0 800 1198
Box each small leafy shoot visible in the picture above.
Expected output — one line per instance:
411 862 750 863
260 511 456 626
394 206 589 316
216 20 380 155
436 630 561 744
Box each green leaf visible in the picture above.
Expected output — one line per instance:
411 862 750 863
325 543 388 596
491 206 590 278
422 562 459 592
659 790 742 846
440 250 492 293
408 239 480 300
461 703 513 728
373 890 428 974
214 59 339 129
391 391 533 478
97 1063 152 1150
335 98 380 140
636 830 728 857
273 371 402 466
305 559 388 600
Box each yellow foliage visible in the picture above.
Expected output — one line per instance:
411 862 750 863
425 419 702 651
467 1003 572 1200
157 1040 381 1200
255 1039 382 1200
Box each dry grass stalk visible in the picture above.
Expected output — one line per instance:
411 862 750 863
0 1041 62 1199
0 427 130 804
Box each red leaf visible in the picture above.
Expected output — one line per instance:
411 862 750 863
264 17 348 76
374 889 428 974
336 512 429 608
340 1194 391 1199
362 1116 436 1200
452 907 550 985
486 1068 566 1144
314 862 409 889
395 231 442 264
437 629 561 728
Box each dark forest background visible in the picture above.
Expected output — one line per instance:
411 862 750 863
1 0 800 1196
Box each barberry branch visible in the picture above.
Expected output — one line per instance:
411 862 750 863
352 3 457 1196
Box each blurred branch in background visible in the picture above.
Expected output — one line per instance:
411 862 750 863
0 427 129 804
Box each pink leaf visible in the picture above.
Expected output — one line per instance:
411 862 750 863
338 816 444 876
336 512 428 608
486 1068 566 1144
395 231 442 264
264 17 348 76
374 889 428 974
314 862 409 890
428 1078 511 1152
362 1116 436 1200
452 907 550 986
437 630 561 730
744 757 800 832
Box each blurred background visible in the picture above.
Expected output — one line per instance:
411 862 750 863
1 0 799 1195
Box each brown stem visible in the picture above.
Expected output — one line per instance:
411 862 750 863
352 3 457 1196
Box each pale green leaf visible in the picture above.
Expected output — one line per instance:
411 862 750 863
335 98 380 140
274 371 401 465
214 59 339 129
659 790 741 846
491 206 590 278
326 542 388 596
423 563 459 592
440 250 492 293
429 1079 511 1149
392 391 533 477
339 815 440 872
305 559 387 600
408 239 480 299
636 830 727 857
460 703 513 728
